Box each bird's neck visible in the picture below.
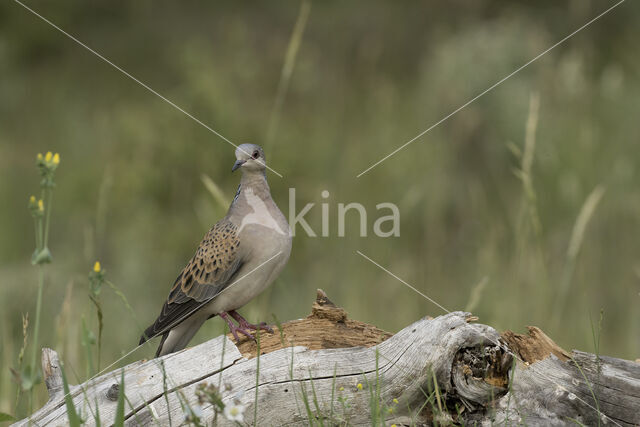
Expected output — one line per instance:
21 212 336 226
229 171 270 211
239 170 268 190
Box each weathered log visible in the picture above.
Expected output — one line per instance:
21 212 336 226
15 290 640 426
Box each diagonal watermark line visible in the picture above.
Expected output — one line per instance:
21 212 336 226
12 0 284 178
356 250 450 314
356 250 623 427
356 0 626 178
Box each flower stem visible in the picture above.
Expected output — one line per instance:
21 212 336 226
28 266 44 414
43 189 53 248
33 217 40 252
31 268 44 370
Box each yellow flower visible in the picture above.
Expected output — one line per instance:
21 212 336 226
93 261 101 273
29 195 36 204
45 151 53 162
391 425 397 427
356 383 363 391
393 398 399 404
38 199 44 211
387 407 393 414
339 386 344 391
37 153 43 161
53 153 60 165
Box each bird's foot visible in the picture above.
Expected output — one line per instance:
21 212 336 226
219 312 255 342
229 310 274 334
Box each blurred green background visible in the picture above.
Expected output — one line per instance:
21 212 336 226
1 0 639 415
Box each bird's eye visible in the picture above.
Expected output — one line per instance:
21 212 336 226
252 151 259 159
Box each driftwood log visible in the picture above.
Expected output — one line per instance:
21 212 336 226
16 290 640 426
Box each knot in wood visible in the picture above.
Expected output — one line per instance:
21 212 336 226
106 383 119 401
452 345 511 408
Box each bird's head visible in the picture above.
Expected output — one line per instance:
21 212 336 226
232 143 266 173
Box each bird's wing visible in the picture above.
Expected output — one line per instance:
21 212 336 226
141 219 243 342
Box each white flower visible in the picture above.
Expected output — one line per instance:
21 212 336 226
223 401 245 423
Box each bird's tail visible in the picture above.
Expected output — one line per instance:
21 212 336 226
143 313 209 357
154 333 169 357
138 324 156 346
138 324 168 357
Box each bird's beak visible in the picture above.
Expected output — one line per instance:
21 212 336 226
232 159 246 172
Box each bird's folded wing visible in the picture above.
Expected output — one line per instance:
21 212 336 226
142 220 243 340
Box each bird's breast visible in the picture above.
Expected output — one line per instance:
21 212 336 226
236 188 291 237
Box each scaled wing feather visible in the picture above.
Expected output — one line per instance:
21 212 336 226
140 220 242 342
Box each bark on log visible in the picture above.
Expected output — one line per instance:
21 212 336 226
15 290 640 426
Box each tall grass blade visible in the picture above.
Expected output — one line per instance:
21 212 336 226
81 317 95 378
522 92 539 183
329 364 337 423
13 313 29 416
554 185 606 323
465 276 489 313
299 382 314 427
567 186 606 261
160 359 173 427
105 280 144 330
114 369 126 427
254 330 261 426
60 364 82 427
264 0 311 152
431 369 443 414
0 413 16 422
571 357 601 427
307 369 324 427
200 174 229 209
93 397 101 426
515 92 541 238
88 293 103 371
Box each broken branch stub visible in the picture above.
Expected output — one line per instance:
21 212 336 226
41 347 63 401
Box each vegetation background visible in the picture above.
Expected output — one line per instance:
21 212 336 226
1 0 638 417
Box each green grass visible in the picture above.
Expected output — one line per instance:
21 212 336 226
60 364 83 427
253 331 261 424
113 370 126 427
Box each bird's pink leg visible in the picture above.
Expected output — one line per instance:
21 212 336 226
229 310 274 334
219 311 255 341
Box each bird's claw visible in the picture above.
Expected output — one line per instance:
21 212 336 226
228 324 256 342
221 311 273 343
243 321 274 334
229 310 274 335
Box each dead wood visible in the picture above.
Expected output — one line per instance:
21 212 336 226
15 290 640 426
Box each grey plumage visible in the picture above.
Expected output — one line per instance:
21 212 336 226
140 144 291 356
